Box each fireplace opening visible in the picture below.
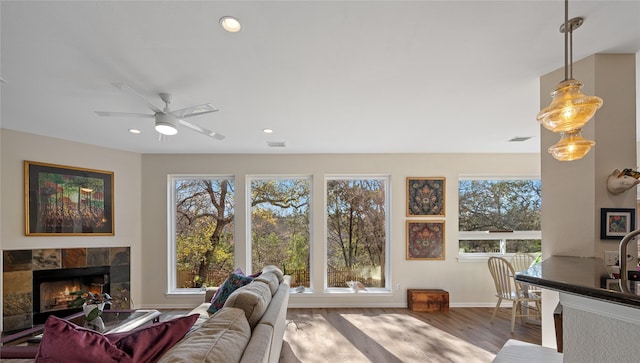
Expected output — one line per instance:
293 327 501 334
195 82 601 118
33 266 110 324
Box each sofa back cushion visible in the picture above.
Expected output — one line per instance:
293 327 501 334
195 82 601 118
157 307 251 363
208 273 254 314
260 265 284 282
223 281 272 329
254 272 279 296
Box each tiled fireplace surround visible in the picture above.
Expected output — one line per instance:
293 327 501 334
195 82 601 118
2 247 130 332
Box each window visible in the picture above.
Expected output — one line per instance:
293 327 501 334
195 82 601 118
249 177 311 288
458 178 541 260
169 176 235 292
326 176 390 290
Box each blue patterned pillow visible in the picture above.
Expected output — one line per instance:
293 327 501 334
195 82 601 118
207 273 254 314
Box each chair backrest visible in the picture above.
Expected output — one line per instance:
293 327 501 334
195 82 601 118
488 257 520 300
510 253 535 272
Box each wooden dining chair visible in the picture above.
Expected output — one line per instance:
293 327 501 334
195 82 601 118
510 253 536 272
487 256 541 332
511 252 542 297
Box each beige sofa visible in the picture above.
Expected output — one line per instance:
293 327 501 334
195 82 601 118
1 266 290 363
159 266 291 363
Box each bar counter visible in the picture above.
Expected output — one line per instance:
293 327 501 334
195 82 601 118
515 255 640 309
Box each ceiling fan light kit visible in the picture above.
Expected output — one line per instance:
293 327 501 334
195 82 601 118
155 114 179 135
96 83 225 140
536 0 603 162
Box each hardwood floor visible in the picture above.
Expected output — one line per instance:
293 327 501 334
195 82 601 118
158 306 542 363
280 307 541 363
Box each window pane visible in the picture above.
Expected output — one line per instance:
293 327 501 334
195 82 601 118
459 240 501 253
505 239 541 253
458 179 541 231
250 178 310 287
173 177 235 289
326 178 387 288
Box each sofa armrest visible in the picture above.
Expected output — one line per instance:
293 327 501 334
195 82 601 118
204 287 218 303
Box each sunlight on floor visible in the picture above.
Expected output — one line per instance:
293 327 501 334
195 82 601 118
283 311 496 363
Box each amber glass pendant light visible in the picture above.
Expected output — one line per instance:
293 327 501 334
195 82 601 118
547 129 595 161
537 0 603 161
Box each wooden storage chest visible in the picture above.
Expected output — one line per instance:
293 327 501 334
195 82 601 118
407 289 449 312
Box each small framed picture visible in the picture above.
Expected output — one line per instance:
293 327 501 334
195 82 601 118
406 177 445 217
406 220 445 260
600 208 635 240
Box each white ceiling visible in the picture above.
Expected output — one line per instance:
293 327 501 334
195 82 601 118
1 1 639 154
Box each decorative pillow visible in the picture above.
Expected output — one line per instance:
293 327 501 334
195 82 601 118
105 314 198 362
210 268 246 303
34 316 132 363
207 273 254 314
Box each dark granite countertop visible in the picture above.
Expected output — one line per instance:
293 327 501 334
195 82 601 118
516 255 640 309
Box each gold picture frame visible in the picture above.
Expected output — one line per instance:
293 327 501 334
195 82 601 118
406 177 445 217
406 220 445 260
25 161 114 236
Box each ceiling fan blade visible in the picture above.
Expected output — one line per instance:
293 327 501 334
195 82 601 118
95 111 154 118
178 119 225 140
112 82 164 114
170 103 218 119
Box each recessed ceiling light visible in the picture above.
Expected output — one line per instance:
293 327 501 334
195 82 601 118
263 128 273 134
220 16 241 33
128 128 141 134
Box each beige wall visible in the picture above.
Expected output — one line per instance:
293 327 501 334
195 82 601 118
0 128 541 315
0 129 142 331
539 53 637 349
141 153 540 309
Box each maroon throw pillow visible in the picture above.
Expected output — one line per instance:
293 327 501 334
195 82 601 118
35 316 132 363
106 314 198 363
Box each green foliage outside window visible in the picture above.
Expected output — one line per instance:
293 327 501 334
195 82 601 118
458 179 541 254
174 178 235 288
326 178 387 288
250 178 310 286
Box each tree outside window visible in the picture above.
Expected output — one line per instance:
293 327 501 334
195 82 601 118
250 177 311 287
171 176 235 290
458 178 541 256
326 177 389 289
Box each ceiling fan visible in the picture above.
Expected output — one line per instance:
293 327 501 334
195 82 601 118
95 82 225 140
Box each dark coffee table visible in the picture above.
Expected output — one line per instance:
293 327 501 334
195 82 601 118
60 309 162 334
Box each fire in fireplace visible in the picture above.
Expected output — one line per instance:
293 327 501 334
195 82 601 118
33 266 110 324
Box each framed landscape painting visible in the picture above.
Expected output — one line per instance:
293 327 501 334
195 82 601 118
25 161 114 236
406 220 445 260
406 177 445 217
600 208 635 240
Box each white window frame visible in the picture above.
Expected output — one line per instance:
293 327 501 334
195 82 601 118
167 174 235 295
246 174 313 292
324 175 392 293
457 175 541 263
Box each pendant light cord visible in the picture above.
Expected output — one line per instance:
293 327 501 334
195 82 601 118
564 0 570 80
